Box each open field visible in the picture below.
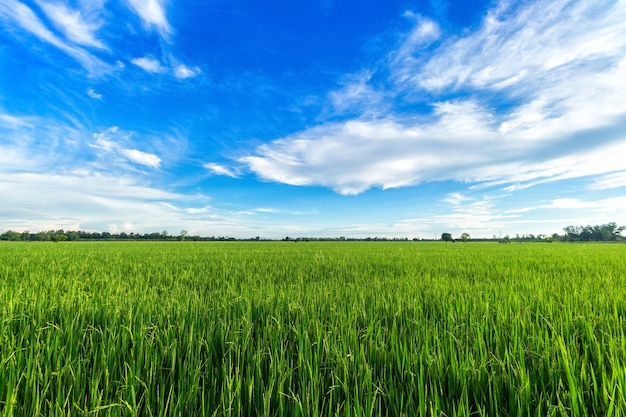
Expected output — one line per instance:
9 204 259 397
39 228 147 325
1 241 625 416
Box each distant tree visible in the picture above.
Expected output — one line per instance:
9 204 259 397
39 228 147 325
52 233 67 242
5 230 21 241
461 233 470 242
562 222 625 242
179 230 188 241
441 233 453 242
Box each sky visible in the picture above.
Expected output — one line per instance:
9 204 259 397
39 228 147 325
1 0 626 239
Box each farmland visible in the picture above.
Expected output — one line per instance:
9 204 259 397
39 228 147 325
1 241 625 416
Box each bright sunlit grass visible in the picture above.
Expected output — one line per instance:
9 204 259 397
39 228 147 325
1 241 625 416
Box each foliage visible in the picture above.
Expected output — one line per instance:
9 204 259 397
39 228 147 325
561 222 625 242
441 232 453 242
1 242 625 416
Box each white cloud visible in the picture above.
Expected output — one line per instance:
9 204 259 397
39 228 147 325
503 196 626 220
131 59 200 79
127 0 171 37
204 163 238 178
589 171 626 190
131 57 166 73
543 198 596 210
543 197 626 213
0 146 33 171
37 0 106 49
240 111 499 195
443 192 474 206
0 0 111 74
239 0 626 195
254 208 279 214
87 88 103 99
0 171 186 233
329 71 385 116
0 115 85 173
174 64 200 79
411 1 626 90
0 113 32 128
0 0 65 48
121 148 161 168
91 127 161 169
185 206 212 214
394 14 441 62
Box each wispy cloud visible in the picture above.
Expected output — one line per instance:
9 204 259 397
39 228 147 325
544 198 600 210
508 197 626 218
411 1 626 91
0 113 85 173
204 163 239 178
394 13 441 63
329 71 385 115
0 0 111 73
91 127 161 169
238 0 626 195
131 59 201 79
121 149 161 168
589 171 626 191
174 64 201 79
86 88 103 99
0 112 33 128
127 0 171 37
131 56 166 73
36 0 107 49
0 171 184 233
185 206 212 214
443 192 474 206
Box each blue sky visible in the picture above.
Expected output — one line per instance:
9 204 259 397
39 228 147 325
1 0 625 239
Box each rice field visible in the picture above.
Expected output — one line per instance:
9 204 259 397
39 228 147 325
0 241 625 416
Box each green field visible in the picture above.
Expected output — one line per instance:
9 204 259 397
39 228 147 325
1 241 625 416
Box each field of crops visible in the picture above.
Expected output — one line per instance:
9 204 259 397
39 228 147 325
1 241 625 416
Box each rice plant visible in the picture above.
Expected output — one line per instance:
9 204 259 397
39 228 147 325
0 241 625 416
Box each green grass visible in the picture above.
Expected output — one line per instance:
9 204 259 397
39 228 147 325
0 241 625 416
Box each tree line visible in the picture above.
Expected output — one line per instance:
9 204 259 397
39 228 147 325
1 222 624 242
557 222 625 242
439 222 624 243
0 229 214 242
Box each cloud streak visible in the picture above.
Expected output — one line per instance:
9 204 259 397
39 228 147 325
204 163 239 178
0 0 111 73
127 0 171 37
37 0 107 49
